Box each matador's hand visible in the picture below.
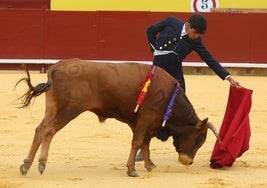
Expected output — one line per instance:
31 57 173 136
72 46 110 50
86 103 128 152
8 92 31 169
226 75 241 88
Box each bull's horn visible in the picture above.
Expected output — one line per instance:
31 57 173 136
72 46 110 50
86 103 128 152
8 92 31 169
207 122 221 143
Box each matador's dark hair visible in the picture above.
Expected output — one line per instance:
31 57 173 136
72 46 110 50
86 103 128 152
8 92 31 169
188 13 207 34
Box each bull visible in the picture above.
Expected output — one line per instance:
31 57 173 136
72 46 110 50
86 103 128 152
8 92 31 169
16 58 220 177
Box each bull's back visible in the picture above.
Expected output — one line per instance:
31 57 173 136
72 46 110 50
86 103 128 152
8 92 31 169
49 59 154 95
47 59 175 123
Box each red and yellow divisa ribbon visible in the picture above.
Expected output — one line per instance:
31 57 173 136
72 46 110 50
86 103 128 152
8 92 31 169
134 66 155 113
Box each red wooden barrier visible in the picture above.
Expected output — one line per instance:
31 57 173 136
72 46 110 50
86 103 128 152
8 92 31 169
0 9 43 58
0 0 50 9
0 9 266 63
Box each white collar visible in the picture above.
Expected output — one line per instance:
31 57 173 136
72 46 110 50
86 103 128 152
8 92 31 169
181 23 187 37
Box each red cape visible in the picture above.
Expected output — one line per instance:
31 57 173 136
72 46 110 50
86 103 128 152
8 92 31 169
210 86 253 168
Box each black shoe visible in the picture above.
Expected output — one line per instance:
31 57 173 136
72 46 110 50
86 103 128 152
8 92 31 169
135 150 144 161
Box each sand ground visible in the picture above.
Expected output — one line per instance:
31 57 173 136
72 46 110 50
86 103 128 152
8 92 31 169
0 71 266 188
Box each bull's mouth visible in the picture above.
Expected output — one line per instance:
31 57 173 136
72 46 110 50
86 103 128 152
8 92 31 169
178 154 193 166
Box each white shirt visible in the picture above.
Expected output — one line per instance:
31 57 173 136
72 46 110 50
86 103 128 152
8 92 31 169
180 23 187 37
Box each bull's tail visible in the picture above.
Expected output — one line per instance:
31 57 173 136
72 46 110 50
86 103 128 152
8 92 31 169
15 68 52 108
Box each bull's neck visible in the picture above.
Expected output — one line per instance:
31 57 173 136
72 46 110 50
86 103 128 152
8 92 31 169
171 92 200 126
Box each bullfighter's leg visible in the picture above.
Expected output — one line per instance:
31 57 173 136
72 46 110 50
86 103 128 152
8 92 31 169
135 150 144 161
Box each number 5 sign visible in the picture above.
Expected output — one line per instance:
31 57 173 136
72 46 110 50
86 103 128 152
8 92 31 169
191 0 219 12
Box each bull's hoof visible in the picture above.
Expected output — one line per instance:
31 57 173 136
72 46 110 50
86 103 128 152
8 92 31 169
127 170 139 177
38 163 46 175
145 163 156 172
20 164 29 176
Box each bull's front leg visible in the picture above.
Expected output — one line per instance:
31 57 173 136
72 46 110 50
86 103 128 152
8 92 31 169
127 120 156 177
140 138 156 172
126 135 156 177
126 137 141 177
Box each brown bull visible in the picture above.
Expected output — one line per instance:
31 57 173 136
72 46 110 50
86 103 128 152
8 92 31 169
16 58 220 177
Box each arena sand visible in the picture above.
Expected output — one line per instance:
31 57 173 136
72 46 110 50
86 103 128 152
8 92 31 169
0 72 266 188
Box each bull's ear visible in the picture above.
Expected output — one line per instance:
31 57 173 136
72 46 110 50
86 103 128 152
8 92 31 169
196 117 208 129
155 127 170 141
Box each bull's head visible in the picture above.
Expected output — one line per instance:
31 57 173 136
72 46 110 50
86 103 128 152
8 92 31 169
155 118 220 166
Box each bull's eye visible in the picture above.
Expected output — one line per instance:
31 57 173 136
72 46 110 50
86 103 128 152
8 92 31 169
195 134 206 146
